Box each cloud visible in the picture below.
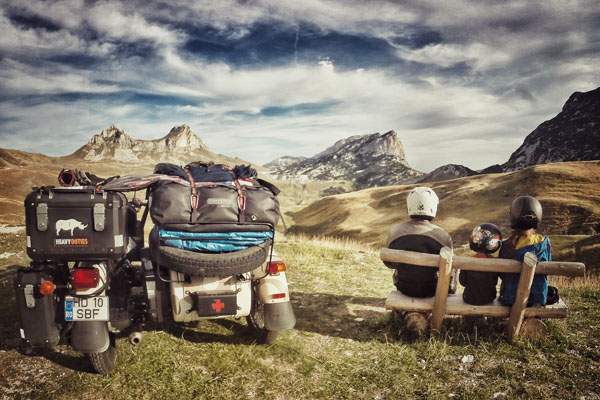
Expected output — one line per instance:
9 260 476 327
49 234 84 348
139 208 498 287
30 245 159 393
0 0 598 173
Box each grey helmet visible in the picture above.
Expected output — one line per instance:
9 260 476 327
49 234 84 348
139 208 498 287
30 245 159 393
510 196 542 229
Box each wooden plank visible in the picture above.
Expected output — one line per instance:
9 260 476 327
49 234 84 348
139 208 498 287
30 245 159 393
385 290 434 312
430 247 453 333
385 291 568 318
507 252 538 340
380 247 585 277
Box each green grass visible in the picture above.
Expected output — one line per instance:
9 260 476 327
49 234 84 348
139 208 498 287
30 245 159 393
1 233 599 399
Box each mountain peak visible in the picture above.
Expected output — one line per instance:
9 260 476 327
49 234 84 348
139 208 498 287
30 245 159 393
266 130 422 188
316 130 407 162
502 86 600 172
162 124 207 150
91 124 133 146
416 163 477 183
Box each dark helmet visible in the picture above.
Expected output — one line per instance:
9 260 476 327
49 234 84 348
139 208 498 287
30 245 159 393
510 196 542 229
470 223 502 253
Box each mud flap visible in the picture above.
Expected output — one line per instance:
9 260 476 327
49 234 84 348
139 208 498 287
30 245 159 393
264 301 296 331
71 321 110 353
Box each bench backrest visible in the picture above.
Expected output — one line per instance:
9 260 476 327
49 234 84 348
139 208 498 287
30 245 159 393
380 247 586 340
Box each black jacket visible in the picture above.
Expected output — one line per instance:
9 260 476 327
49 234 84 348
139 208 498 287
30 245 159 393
459 268 498 305
384 219 452 298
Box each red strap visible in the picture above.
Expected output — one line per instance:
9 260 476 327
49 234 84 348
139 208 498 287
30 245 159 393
184 166 199 208
233 179 246 210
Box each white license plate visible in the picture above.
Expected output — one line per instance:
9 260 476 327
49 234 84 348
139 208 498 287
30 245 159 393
65 296 109 321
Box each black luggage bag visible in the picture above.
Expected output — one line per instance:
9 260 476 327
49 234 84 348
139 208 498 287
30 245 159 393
149 181 280 233
14 267 61 347
25 187 129 261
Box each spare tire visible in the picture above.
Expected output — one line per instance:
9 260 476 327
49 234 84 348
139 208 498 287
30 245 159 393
150 235 272 277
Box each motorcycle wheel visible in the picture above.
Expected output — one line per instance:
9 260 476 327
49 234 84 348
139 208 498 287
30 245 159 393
88 333 117 374
247 298 278 345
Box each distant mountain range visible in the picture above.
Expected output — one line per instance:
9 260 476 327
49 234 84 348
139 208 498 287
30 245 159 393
66 124 247 167
265 87 600 184
1 87 598 191
265 130 423 189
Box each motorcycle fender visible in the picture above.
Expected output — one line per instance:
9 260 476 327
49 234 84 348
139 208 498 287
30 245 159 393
264 301 296 331
256 272 290 304
71 321 109 353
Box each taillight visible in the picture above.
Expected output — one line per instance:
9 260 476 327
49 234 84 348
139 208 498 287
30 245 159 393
71 268 100 290
39 280 55 296
271 293 286 300
268 261 286 274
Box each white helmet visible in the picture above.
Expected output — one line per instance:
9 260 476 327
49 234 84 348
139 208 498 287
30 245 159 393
407 187 439 219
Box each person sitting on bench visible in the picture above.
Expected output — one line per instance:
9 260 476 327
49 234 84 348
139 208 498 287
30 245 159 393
383 187 452 298
498 196 552 307
459 223 502 305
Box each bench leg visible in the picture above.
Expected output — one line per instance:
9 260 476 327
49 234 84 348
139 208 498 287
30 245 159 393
507 252 538 340
430 247 453 334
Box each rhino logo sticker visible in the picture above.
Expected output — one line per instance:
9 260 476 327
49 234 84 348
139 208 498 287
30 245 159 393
55 219 88 236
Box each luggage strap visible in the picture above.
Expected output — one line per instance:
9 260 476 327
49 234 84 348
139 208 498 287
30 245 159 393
184 164 246 223
183 166 199 208
210 164 246 213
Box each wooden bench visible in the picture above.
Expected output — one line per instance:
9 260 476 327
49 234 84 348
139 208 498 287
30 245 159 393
380 247 586 340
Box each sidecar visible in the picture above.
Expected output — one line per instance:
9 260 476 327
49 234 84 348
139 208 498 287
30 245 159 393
146 231 296 344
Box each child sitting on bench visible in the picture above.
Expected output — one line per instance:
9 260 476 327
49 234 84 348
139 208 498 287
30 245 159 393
459 223 502 305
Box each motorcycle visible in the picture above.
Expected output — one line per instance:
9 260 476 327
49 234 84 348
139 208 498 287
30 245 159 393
14 169 296 374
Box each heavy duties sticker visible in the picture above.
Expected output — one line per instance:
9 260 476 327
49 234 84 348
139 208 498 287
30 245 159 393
55 218 89 246
55 238 89 246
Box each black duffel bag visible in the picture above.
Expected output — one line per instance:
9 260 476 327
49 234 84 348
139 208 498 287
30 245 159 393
149 162 280 233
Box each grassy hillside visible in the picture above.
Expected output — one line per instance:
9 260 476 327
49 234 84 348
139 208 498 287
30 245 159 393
1 234 599 399
289 161 600 250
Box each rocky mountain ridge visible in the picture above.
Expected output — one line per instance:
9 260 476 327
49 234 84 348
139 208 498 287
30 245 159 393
266 130 423 189
416 164 478 183
71 124 211 165
502 87 600 172
420 86 600 181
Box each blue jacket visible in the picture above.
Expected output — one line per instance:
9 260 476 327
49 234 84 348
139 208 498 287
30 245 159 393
498 235 551 306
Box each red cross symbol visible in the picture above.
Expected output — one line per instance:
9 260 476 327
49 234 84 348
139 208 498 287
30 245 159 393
212 299 225 312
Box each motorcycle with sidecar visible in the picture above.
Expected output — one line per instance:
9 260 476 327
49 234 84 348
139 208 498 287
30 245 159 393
14 165 295 374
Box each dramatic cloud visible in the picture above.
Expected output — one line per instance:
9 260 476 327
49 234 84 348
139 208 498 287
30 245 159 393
0 0 598 171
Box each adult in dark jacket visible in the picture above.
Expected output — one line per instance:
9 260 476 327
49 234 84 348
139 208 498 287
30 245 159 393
384 187 452 298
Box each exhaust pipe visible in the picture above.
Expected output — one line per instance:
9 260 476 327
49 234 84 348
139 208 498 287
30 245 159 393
128 331 143 346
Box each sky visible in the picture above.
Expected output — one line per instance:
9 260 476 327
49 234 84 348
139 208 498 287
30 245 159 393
0 0 598 173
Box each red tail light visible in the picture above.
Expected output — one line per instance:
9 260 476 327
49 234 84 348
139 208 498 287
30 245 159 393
71 268 100 290
268 261 286 274
271 293 286 300
39 280 55 296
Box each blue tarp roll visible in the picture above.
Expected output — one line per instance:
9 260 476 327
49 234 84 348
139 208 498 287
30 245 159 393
155 227 273 252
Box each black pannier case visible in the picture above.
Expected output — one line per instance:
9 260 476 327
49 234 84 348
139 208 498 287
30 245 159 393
14 268 60 347
25 187 128 261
